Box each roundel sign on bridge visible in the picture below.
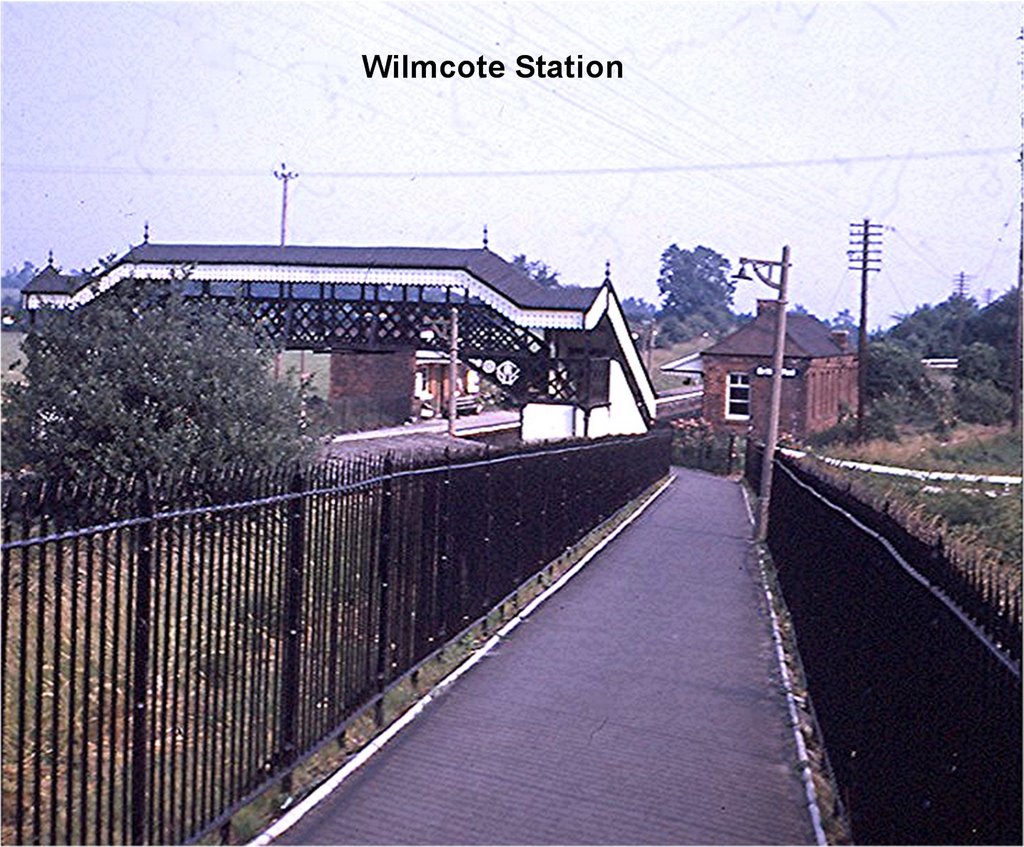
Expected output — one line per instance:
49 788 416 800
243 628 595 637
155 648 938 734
494 360 521 386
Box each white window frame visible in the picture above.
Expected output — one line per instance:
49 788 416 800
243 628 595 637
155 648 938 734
725 372 751 420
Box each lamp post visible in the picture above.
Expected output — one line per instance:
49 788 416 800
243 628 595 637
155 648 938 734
420 307 460 437
733 245 791 543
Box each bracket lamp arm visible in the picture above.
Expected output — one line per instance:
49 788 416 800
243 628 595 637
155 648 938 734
734 255 788 292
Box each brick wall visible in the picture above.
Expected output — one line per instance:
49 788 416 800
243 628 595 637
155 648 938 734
329 351 416 430
702 353 858 439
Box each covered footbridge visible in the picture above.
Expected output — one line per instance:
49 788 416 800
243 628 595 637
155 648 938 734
23 242 656 441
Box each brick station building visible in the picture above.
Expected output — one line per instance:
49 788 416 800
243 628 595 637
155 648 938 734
701 300 858 440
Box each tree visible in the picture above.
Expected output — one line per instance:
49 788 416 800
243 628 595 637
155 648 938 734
511 254 561 288
620 296 657 322
2 261 38 303
2 278 311 482
882 296 977 357
954 341 1012 424
656 245 735 338
860 339 946 438
827 308 858 335
2 261 38 329
966 288 1019 392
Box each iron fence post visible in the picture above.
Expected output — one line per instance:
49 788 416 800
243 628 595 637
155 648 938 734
278 468 305 783
130 473 154 845
374 455 394 726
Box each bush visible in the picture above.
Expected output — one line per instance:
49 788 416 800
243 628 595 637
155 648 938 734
669 417 741 474
3 279 312 483
954 379 1011 425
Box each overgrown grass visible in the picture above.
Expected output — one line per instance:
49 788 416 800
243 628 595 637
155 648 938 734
796 425 1022 570
844 471 1022 570
814 423 1022 475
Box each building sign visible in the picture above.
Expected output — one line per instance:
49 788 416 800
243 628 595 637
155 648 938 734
753 365 799 378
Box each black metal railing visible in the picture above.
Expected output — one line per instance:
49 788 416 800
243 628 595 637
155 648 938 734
745 442 1022 844
1 431 671 845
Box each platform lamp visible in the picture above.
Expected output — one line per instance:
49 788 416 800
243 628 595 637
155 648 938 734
732 246 791 544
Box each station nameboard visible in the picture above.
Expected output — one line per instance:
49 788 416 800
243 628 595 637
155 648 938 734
753 365 799 378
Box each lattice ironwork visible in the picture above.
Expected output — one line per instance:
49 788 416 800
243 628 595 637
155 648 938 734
190 282 609 405
201 288 546 357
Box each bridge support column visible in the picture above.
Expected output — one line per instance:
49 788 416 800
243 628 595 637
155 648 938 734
329 351 416 431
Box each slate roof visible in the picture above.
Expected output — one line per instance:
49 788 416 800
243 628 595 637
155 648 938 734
21 264 81 295
705 311 851 359
105 243 601 311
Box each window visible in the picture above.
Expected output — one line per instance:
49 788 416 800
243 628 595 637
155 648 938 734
726 372 751 419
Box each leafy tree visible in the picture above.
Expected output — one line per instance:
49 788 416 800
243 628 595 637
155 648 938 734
882 296 977 357
620 296 657 322
954 378 1011 425
656 245 735 338
860 339 946 438
956 342 1003 384
953 341 1012 424
2 261 38 303
511 254 561 288
2 278 311 483
865 340 929 402
966 288 1019 392
2 261 38 329
828 308 858 334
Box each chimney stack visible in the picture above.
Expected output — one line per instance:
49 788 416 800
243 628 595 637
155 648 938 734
756 299 780 318
830 329 850 351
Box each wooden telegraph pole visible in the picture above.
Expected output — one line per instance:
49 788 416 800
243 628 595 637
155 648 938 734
849 219 883 441
447 307 459 437
1014 166 1022 429
274 163 299 246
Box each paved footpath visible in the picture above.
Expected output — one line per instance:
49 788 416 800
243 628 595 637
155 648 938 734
270 469 816 845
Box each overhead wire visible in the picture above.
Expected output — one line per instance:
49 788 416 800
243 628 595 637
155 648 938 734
4 146 1012 180
525 2 856 224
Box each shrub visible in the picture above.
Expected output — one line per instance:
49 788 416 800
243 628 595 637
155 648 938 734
954 379 1012 425
3 279 313 483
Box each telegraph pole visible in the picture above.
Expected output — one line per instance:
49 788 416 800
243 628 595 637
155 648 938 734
447 307 459 437
952 271 973 355
274 163 299 246
1015 30 1023 429
1014 160 1022 429
849 219 883 441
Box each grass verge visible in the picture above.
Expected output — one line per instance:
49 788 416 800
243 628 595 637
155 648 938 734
816 423 1021 475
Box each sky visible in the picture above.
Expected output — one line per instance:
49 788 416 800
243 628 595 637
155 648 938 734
1 1 1020 329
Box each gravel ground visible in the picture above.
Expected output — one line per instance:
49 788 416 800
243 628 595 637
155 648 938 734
319 432 495 463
